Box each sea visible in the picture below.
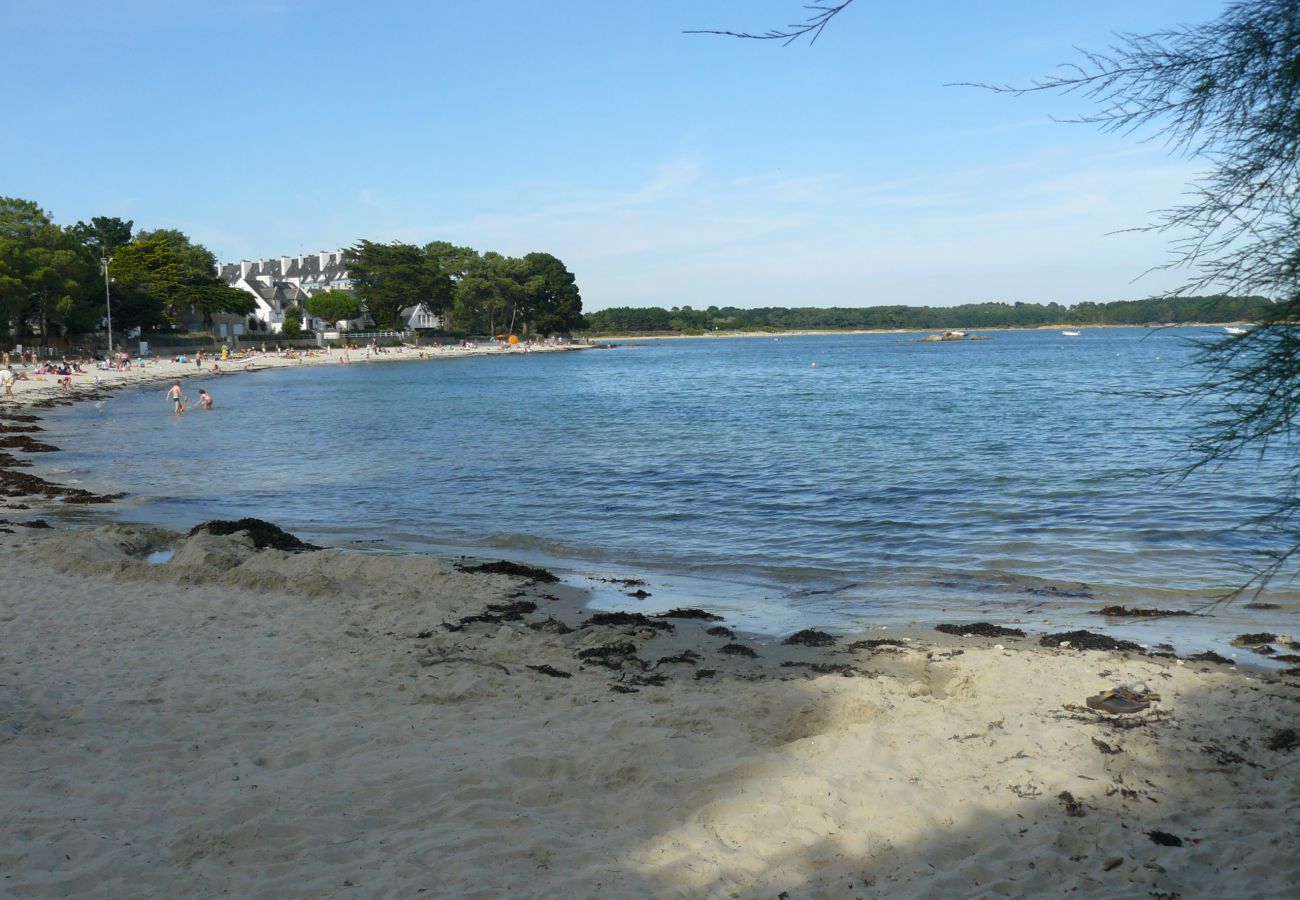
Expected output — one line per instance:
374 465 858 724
31 328 1299 662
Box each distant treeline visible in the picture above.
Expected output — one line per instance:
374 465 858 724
583 295 1273 334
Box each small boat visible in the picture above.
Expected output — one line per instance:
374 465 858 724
1224 326 1249 335
1062 330 1080 337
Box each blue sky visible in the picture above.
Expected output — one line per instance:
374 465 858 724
3 0 1230 310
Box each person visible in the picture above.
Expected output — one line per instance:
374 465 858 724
0 367 14 398
166 382 184 414
221 343 229 360
197 388 213 410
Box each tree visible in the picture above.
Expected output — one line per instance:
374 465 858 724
0 198 97 344
111 231 248 329
522 252 584 336
72 216 134 256
281 305 303 338
346 240 452 330
305 290 362 326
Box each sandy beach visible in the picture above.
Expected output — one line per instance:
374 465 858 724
0 341 590 408
1 362 1297 898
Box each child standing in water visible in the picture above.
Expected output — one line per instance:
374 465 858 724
166 382 185 414
197 389 213 410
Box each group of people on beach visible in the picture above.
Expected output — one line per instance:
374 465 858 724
166 382 213 414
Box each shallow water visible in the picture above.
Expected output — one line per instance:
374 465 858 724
32 329 1298 659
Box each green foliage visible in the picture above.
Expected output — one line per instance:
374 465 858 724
110 231 240 330
0 197 100 343
346 240 452 330
522 252 584 336
72 216 134 255
305 290 362 325
582 296 1273 334
280 306 303 338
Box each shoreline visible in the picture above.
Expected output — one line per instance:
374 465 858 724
1 516 1297 896
590 322 1252 341
0 340 592 408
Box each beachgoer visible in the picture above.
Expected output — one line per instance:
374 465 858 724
0 367 14 398
197 389 213 410
221 343 229 361
166 382 184 414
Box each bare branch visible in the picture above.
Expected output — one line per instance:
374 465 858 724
685 1 857 46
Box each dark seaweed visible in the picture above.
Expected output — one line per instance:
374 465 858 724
779 661 861 677
1095 605 1192 618
706 625 736 639
936 623 1026 639
654 608 724 621
456 559 560 582
1147 831 1184 847
187 518 320 552
1265 728 1298 752
527 664 572 679
1038 630 1141 652
719 643 758 658
783 629 837 647
584 611 673 632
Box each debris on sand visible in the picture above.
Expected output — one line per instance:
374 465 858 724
847 638 908 651
935 623 1026 639
654 607 725 621
527 617 575 635
1185 650 1233 665
527 664 573 679
706 625 736 639
1058 791 1086 817
456 559 560 583
655 651 702 667
1266 728 1298 753
1095 605 1192 618
584 611 674 632
719 643 758 658
1147 831 1184 847
1231 632 1279 647
576 642 644 671
783 629 837 647
187 518 320 552
1039 630 1141 652
779 661 863 677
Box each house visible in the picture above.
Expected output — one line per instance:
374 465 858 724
400 303 444 332
217 251 363 334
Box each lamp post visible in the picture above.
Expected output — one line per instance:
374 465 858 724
101 255 114 356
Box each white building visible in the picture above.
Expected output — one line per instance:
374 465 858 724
217 251 361 334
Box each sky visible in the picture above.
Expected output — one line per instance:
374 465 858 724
3 0 1232 311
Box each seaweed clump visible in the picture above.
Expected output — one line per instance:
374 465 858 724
1039 630 1141 652
1095 606 1192 618
935 623 1026 639
654 608 724 621
584 611 674 632
783 629 837 647
188 518 320 552
456 559 559 582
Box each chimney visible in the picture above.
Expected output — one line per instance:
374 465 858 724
280 255 291 273
240 260 252 279
319 251 330 270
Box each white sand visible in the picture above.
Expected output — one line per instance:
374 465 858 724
1 520 1297 898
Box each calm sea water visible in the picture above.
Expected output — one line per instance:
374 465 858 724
34 329 1298 653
